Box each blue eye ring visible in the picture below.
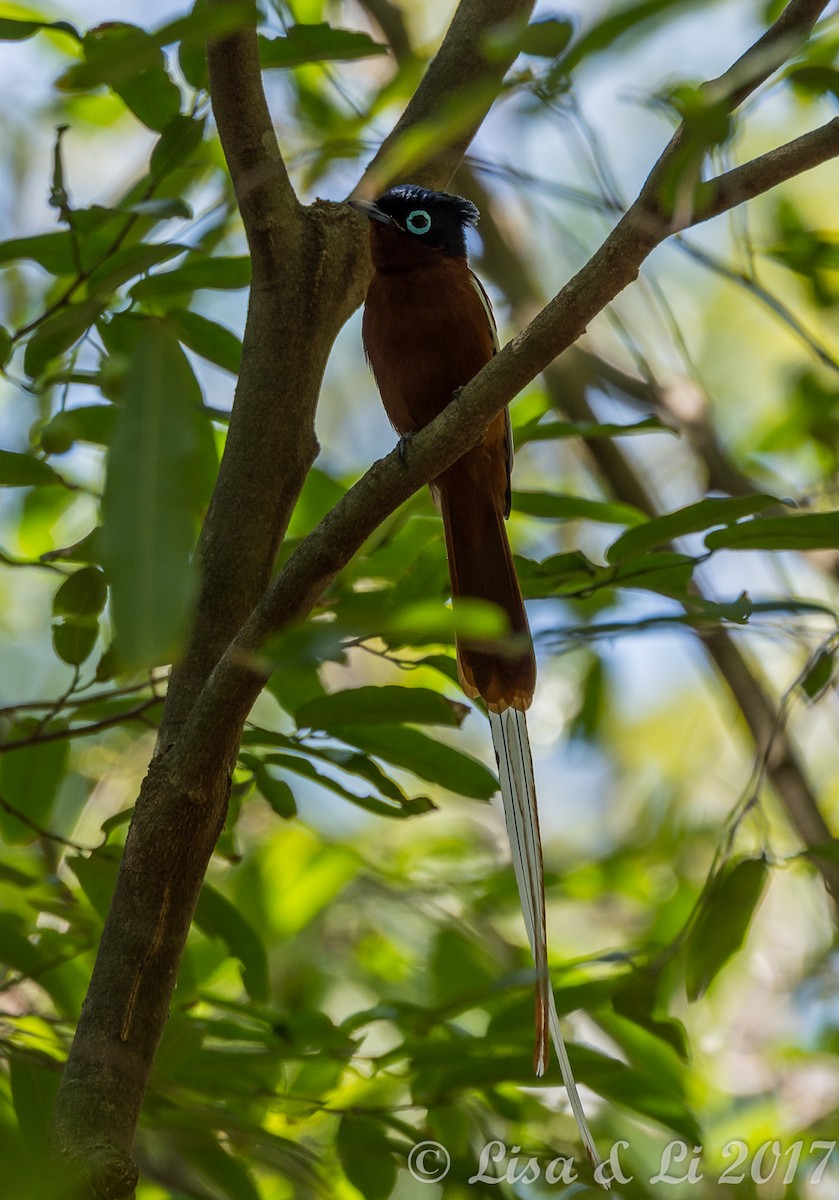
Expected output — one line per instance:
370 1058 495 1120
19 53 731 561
406 209 431 235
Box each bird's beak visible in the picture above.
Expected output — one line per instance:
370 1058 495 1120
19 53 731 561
348 198 392 225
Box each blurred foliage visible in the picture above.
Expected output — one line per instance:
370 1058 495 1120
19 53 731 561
1 0 839 1197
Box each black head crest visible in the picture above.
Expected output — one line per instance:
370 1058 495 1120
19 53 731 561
373 185 479 257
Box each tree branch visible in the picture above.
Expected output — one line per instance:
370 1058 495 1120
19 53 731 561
51 2 839 1192
356 0 536 194
206 0 300 275
696 119 839 225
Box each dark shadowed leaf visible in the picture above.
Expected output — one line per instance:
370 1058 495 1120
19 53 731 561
100 321 204 670
0 231 76 275
606 494 781 562
166 308 243 374
516 414 671 446
801 649 835 702
195 883 270 1003
259 24 388 69
685 858 769 1001
336 1115 396 1200
297 686 469 731
52 617 99 666
150 113 206 178
51 561 106 619
24 299 103 378
40 405 115 452
0 451 63 488
327 725 498 799
251 764 297 819
0 17 78 41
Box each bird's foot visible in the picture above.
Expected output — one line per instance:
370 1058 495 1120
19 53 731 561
397 432 414 463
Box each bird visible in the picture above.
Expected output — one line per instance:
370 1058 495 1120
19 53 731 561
350 184 600 1166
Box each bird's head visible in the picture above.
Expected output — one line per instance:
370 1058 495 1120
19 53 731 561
350 184 479 260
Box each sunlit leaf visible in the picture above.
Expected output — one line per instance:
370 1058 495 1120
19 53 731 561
195 883 270 1003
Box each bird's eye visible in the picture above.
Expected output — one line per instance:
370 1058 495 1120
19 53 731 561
406 209 432 235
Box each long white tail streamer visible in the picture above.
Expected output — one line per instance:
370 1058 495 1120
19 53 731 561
489 707 602 1171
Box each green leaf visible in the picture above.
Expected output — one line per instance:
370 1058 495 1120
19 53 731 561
307 744 433 813
259 24 388 69
100 321 205 671
685 858 768 1001
0 325 11 368
58 24 182 132
182 1139 261 1200
195 883 270 1003
561 0 710 73
521 17 575 57
327 725 498 800
612 551 697 597
801 649 835 702
0 451 62 488
606 494 781 562
53 566 108 617
23 299 102 378
297 686 468 731
130 255 251 300
166 309 242 374
251 748 432 819
512 490 646 526
787 64 839 101
0 737 68 845
705 512 839 551
40 405 115 453
516 414 671 446
87 242 187 296
9 1056 60 1148
336 1115 396 1200
52 617 99 665
0 17 78 41
252 765 297 819
150 113 206 179
0 231 76 275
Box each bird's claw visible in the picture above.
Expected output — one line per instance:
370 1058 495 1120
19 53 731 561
397 432 414 463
